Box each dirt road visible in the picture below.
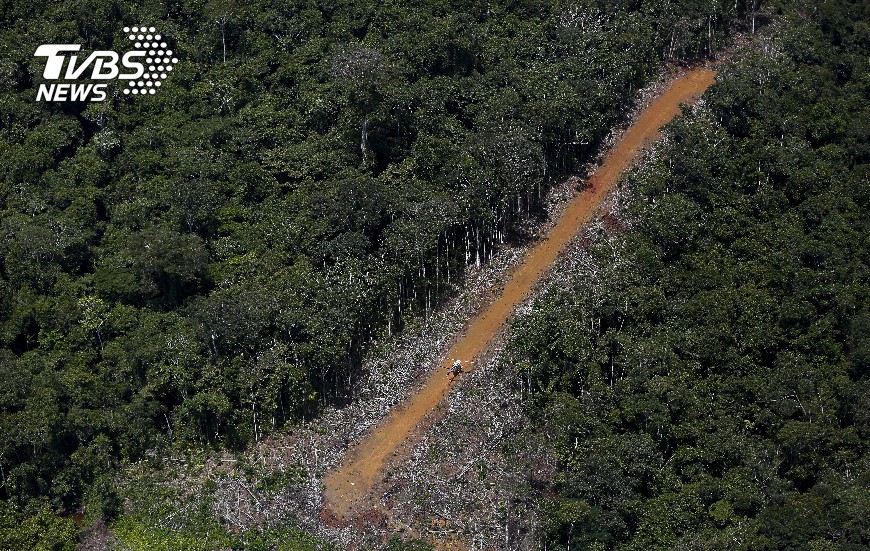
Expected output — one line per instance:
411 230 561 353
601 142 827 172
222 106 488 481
323 67 718 521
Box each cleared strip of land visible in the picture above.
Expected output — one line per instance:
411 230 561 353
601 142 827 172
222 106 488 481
323 67 718 520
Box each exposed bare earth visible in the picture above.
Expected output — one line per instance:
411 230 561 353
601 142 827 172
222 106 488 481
323 67 718 522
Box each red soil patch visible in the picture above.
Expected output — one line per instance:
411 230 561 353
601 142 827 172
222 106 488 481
323 67 718 523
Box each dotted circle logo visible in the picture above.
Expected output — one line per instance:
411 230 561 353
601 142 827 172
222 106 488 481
121 26 178 95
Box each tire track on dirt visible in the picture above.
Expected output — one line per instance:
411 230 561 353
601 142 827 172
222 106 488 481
323 67 718 522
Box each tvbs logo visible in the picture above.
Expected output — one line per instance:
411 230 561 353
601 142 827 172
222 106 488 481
35 26 178 102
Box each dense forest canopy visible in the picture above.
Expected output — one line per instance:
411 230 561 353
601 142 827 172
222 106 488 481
1 0 751 529
508 0 870 548
6 0 865 549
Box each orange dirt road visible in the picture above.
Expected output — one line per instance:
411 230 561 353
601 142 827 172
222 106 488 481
323 67 718 520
